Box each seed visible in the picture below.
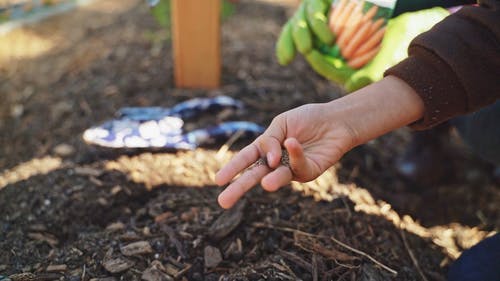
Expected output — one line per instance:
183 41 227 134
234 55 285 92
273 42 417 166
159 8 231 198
251 149 290 169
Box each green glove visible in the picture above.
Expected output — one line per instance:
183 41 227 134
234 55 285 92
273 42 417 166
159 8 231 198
275 0 334 65
276 3 450 92
344 7 450 92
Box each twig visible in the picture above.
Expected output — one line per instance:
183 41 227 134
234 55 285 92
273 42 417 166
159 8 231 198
330 236 398 276
277 249 313 272
312 253 318 281
81 264 86 280
279 259 299 280
161 225 188 259
401 230 429 281
341 196 352 220
270 262 298 280
337 270 352 281
334 259 359 269
294 233 356 262
216 129 245 159
252 222 397 276
252 222 321 238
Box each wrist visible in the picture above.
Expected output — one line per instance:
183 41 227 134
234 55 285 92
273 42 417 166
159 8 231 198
326 76 424 147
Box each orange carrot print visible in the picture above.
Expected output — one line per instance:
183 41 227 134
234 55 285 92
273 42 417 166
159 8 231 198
327 0 396 68
353 26 386 57
341 19 372 59
329 0 347 32
347 45 380 68
334 1 357 36
368 18 384 35
336 6 364 50
361 5 378 22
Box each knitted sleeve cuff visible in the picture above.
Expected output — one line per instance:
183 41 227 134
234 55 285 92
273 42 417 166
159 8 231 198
384 46 468 130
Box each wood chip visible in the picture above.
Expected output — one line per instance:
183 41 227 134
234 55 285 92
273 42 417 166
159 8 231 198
74 166 103 177
105 222 125 232
102 257 135 273
89 278 117 281
120 231 141 241
204 246 222 268
162 226 187 259
154 211 174 223
45 264 67 272
164 261 191 279
28 224 47 232
110 185 122 195
7 273 60 281
9 273 35 281
27 232 59 247
224 238 243 259
208 199 246 240
141 261 174 281
120 241 153 256
52 143 75 157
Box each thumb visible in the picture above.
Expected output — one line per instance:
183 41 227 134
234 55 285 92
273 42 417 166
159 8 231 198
305 50 354 84
283 137 313 181
276 22 297 66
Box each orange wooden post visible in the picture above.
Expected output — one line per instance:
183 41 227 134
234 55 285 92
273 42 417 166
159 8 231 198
171 0 221 89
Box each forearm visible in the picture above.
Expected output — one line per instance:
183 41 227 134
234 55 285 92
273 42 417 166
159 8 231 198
326 75 424 147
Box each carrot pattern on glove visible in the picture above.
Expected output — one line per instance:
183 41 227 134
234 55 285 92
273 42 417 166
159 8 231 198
329 0 394 69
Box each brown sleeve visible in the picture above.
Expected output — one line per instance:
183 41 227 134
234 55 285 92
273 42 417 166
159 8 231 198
385 0 500 130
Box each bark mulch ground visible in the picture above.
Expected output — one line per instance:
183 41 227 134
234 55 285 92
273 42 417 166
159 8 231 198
0 1 498 280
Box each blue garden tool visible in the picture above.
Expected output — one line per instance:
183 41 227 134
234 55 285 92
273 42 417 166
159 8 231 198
83 96 264 150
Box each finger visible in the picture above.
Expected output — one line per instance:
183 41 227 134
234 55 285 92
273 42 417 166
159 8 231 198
215 143 259 186
261 165 293 192
305 49 354 84
276 22 296 66
258 136 283 169
216 114 286 186
284 138 308 178
218 164 270 209
259 114 287 168
306 0 334 44
292 3 313 54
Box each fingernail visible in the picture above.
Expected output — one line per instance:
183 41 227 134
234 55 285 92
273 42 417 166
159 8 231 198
267 152 273 166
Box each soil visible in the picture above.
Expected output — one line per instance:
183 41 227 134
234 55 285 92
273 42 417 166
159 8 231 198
0 0 498 280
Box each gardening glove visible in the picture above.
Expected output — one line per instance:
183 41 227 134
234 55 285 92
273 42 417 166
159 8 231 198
276 0 387 86
343 7 450 91
276 1 450 92
311 6 449 91
275 0 334 65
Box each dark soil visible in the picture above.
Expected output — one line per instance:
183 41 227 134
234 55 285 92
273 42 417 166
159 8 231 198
0 0 498 280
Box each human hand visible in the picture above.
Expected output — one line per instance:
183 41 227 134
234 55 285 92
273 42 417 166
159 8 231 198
215 76 425 209
215 103 357 209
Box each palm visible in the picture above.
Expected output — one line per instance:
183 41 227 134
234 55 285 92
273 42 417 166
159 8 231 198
215 103 356 209
280 104 354 181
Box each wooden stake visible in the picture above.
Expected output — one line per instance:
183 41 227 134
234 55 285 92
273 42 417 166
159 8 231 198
171 0 221 89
